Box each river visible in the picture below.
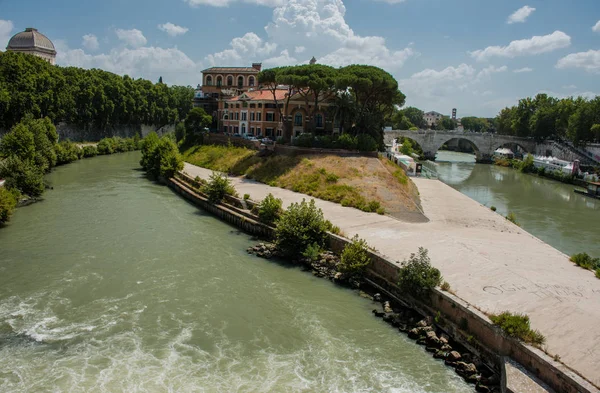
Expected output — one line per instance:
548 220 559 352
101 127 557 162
0 152 470 392
435 151 600 258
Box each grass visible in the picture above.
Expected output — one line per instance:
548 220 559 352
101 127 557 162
182 145 416 215
490 311 545 346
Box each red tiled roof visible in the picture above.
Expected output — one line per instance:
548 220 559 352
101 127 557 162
229 89 288 102
202 67 259 74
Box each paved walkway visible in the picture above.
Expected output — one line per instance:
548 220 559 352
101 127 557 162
183 163 600 388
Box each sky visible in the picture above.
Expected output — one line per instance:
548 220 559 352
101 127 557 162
1 0 599 117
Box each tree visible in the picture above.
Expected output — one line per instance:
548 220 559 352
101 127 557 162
275 199 329 257
0 187 19 224
184 107 212 137
0 122 36 162
158 76 163 84
591 124 600 141
398 107 426 129
339 235 372 275
0 156 45 197
440 117 457 130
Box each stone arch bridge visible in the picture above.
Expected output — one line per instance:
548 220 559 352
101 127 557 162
385 130 537 163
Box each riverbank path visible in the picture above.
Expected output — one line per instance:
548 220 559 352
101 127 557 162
183 162 600 388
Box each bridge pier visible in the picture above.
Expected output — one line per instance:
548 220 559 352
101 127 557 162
476 153 493 164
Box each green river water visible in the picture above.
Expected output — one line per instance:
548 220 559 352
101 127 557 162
436 151 600 258
0 152 471 392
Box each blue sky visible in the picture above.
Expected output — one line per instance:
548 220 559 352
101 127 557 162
1 0 599 117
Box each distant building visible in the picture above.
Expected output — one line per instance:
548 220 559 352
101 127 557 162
6 28 56 65
423 111 443 127
452 108 457 120
194 63 263 128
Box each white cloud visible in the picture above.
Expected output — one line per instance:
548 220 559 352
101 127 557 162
563 85 577 90
0 19 14 49
537 90 599 100
469 31 571 61
158 23 189 37
185 0 284 7
477 65 507 80
264 49 298 67
399 64 476 102
82 34 99 51
556 50 600 74
372 0 407 3
593 20 600 33
513 67 533 73
507 5 536 24
205 0 414 71
55 40 199 86
115 28 147 48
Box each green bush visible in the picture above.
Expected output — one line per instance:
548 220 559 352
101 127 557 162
82 145 98 158
356 133 378 152
54 141 80 165
302 243 322 262
397 247 442 296
243 193 250 200
275 199 329 258
339 235 372 275
0 156 45 197
440 281 451 292
257 193 283 225
490 206 497 212
139 133 183 179
596 269 600 279
569 253 600 270
97 138 114 155
293 133 315 148
0 187 19 223
337 134 358 150
506 212 519 226
140 132 160 171
203 172 236 203
490 311 545 345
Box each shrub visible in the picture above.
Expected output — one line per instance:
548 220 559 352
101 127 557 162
569 253 600 270
0 156 45 197
356 134 378 152
490 206 497 212
596 269 600 279
0 187 19 223
397 247 442 296
140 132 160 171
54 141 80 165
294 133 315 148
275 199 329 257
441 281 451 292
157 138 184 178
257 193 283 225
243 193 250 200
506 212 519 226
325 173 339 183
489 311 545 346
203 172 236 203
337 134 358 150
339 235 372 275
302 243 322 262
82 145 98 158
97 138 114 155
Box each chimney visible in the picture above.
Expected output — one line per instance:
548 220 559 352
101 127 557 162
252 63 262 71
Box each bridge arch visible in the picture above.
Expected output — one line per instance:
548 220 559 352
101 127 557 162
434 137 481 162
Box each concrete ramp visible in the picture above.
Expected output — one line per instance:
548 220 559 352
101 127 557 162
503 357 554 393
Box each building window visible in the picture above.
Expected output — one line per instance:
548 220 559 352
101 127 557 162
316 114 324 128
250 127 255 135
266 112 275 122
257 113 262 121
223 113 228 120
229 126 233 133
238 76 244 88
223 126 227 133
258 103 263 108
277 129 282 137
242 112 247 121
257 127 262 136
266 128 274 136
227 76 233 86
224 102 229 109
206 75 213 86
250 104 255 108
234 126 239 133
216 76 222 87
250 112 255 121
242 124 246 134
242 101 248 108
249 76 255 87
294 113 303 126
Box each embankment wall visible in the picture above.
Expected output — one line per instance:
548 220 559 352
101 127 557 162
54 123 175 141
168 173 598 393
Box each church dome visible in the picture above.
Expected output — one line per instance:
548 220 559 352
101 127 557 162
7 28 56 54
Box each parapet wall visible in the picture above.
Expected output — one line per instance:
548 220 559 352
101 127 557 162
168 173 598 393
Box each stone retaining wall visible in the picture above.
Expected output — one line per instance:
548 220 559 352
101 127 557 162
169 173 598 393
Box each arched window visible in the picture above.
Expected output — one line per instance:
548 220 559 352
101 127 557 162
315 114 324 128
206 75 213 86
237 76 244 88
227 76 233 86
294 112 303 126
249 76 255 87
216 76 223 87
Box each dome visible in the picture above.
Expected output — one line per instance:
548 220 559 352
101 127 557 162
7 28 56 54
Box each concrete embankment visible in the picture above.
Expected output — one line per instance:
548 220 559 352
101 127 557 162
180 162 600 392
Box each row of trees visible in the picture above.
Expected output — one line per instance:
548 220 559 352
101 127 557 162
258 64 406 147
390 107 497 133
496 94 600 144
0 51 194 130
